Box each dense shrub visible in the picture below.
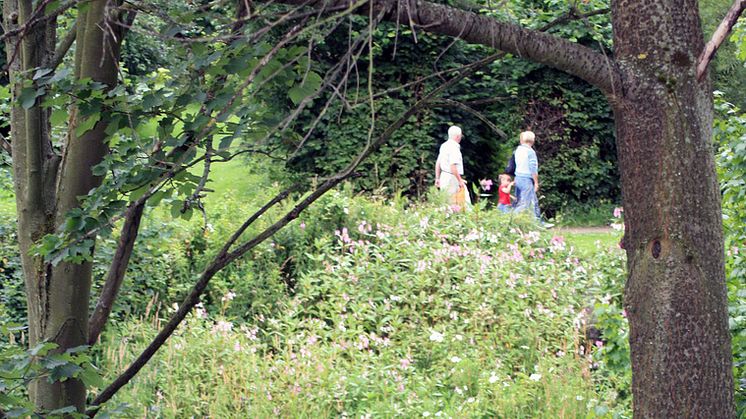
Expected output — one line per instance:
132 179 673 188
93 193 630 417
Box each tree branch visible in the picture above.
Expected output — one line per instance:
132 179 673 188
697 0 746 81
0 132 11 156
50 21 77 70
87 202 145 345
271 0 621 94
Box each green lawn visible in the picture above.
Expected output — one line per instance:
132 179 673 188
561 229 623 256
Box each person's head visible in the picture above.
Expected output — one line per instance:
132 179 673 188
519 130 535 146
448 125 463 143
499 174 512 185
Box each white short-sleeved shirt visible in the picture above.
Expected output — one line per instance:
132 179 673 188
437 139 463 175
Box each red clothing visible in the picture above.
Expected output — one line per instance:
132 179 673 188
499 186 511 205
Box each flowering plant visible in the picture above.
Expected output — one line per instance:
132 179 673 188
610 207 624 231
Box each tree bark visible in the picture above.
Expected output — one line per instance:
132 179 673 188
611 0 734 416
4 0 124 412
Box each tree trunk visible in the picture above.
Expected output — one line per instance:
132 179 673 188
3 0 123 412
612 1 735 416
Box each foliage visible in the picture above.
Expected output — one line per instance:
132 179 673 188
0 324 104 418
280 2 619 215
713 94 746 415
92 192 630 417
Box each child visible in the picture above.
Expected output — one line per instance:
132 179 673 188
497 174 515 213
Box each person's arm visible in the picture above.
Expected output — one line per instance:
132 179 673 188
529 150 539 192
435 159 441 187
451 163 464 188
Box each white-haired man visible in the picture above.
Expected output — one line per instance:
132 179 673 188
435 125 469 207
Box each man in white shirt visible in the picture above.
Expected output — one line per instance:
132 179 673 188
435 126 469 207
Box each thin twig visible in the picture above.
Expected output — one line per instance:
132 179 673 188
697 0 746 81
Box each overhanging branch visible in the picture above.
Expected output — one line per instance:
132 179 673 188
697 0 746 81
270 0 621 94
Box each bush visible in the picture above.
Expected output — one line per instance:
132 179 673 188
96 193 630 417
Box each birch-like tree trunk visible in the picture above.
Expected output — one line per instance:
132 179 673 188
2 0 123 411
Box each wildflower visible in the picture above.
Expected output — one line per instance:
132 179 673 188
300 222 306 230
467 397 476 403
549 235 566 252
595 340 604 348
213 320 233 334
419 216 429 229
450 356 462 363
234 341 242 352
221 291 236 303
489 373 499 384
400 357 412 369
613 207 624 218
529 373 542 381
479 178 493 191
415 260 428 273
429 330 445 342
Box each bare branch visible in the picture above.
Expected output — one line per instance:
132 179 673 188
270 0 621 94
697 0 746 81
0 132 11 156
50 21 77 70
87 202 146 345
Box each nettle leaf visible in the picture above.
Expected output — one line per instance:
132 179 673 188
75 114 101 137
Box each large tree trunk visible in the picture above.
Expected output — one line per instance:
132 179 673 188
612 1 734 416
3 0 123 412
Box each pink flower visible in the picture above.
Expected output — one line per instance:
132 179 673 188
595 340 604 348
300 222 306 230
613 207 624 218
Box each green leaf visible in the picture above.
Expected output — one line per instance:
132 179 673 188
51 108 68 126
75 114 101 137
48 406 78 415
49 363 82 382
19 87 45 109
79 367 105 388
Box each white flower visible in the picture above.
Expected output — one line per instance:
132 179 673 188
489 373 499 384
529 373 542 381
422 412 431 417
429 330 445 342
576 395 584 401
450 356 462 363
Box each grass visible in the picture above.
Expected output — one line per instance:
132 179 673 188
560 229 623 257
